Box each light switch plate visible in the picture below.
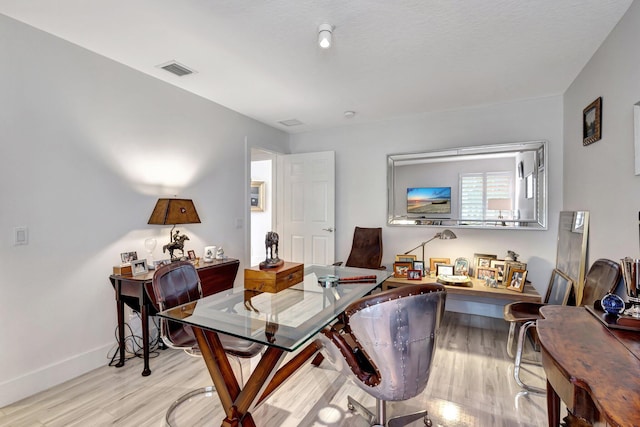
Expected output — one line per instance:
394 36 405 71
14 226 28 245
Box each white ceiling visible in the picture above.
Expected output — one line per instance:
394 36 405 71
0 0 633 134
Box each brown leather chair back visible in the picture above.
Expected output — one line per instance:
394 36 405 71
345 227 384 269
580 258 622 306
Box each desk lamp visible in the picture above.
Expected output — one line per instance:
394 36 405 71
148 198 201 260
404 229 457 270
488 198 512 226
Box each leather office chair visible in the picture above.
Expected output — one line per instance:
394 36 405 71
319 283 446 427
152 261 263 426
503 259 621 393
335 226 385 270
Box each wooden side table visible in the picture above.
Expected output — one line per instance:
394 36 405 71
109 258 239 376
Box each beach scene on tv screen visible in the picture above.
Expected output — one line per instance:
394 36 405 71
407 187 451 214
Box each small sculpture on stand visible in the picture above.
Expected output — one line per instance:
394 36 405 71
260 231 284 269
505 250 519 262
163 230 190 261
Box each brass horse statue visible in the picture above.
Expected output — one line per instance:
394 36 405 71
163 234 189 260
260 231 282 269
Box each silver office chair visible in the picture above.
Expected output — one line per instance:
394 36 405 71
319 283 446 427
152 261 263 426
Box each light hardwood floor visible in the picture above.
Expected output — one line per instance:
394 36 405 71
0 312 551 426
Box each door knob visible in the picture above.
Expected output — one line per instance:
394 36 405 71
322 227 335 232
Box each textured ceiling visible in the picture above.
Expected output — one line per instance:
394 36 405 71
0 0 633 133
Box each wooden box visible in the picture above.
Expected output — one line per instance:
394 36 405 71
244 262 304 293
113 265 133 276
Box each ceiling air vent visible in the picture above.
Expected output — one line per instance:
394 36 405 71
157 60 196 77
278 119 304 127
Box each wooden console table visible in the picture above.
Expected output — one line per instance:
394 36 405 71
384 276 540 303
109 258 239 376
538 305 640 426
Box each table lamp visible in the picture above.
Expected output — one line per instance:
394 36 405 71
148 198 201 260
404 229 457 269
488 198 512 226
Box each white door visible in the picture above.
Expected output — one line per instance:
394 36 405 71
278 151 335 265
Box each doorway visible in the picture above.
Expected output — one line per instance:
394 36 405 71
250 148 277 266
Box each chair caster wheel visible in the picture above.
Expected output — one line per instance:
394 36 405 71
424 416 432 426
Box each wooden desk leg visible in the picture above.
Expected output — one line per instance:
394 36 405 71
546 379 560 427
115 285 126 368
140 303 151 376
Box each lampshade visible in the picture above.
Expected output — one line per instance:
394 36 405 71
318 24 332 49
488 198 512 211
148 198 201 225
438 229 457 240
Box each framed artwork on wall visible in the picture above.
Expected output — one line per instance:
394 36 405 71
251 181 265 212
583 97 602 146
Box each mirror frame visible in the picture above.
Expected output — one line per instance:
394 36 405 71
387 140 547 230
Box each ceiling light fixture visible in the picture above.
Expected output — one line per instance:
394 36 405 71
318 24 333 49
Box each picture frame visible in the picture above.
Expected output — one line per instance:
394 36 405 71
131 259 148 276
413 260 425 275
153 259 171 269
393 262 413 278
250 181 265 212
429 257 451 274
473 253 497 275
454 257 470 276
503 261 527 289
583 96 602 146
407 269 422 280
436 264 454 276
545 269 574 305
120 251 138 264
187 250 196 261
525 173 534 199
506 268 528 293
476 267 498 281
490 259 506 282
396 254 417 262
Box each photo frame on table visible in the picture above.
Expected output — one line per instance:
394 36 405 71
504 261 527 288
506 269 528 293
473 253 497 276
187 250 196 261
120 251 138 264
396 254 417 263
476 267 497 281
393 262 413 278
153 259 171 269
583 96 602 146
131 259 148 276
407 269 422 280
454 257 470 276
413 260 425 275
490 259 506 282
436 264 454 276
250 181 265 212
545 269 573 305
429 258 451 274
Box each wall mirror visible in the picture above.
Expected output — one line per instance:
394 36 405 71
387 140 547 229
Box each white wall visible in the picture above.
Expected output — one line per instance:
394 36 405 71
564 1 640 262
289 96 564 311
0 15 288 406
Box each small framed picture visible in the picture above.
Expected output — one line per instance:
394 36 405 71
396 254 417 263
454 257 470 276
153 259 171 269
490 259 506 282
504 261 527 288
407 269 422 280
476 267 498 281
131 259 148 276
429 258 451 274
413 260 425 274
436 264 454 276
120 251 138 264
583 96 602 146
251 181 265 212
187 250 196 261
506 269 528 293
393 262 413 278
473 253 497 276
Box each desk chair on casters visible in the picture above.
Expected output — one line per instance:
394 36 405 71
319 283 446 427
334 226 386 270
151 261 263 427
503 258 621 394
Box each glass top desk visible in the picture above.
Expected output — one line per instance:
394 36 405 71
158 264 390 426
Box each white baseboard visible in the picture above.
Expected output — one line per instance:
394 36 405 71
0 343 113 408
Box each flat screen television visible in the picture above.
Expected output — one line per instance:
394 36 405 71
407 187 451 214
